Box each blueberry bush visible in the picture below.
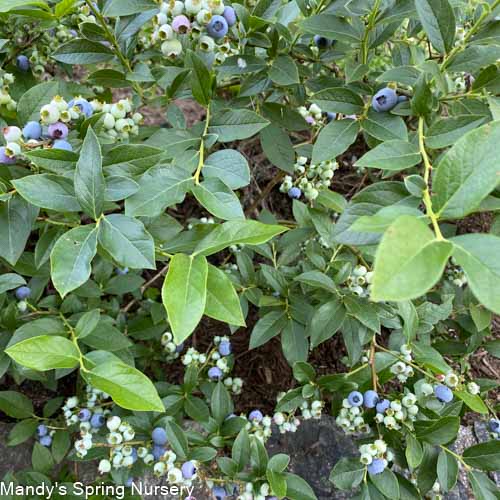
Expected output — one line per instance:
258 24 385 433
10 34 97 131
0 0 499 498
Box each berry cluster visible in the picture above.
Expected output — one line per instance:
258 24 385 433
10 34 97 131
373 393 419 430
0 71 16 112
297 103 335 127
335 391 371 434
161 330 185 360
359 439 393 475
13 286 31 313
345 265 373 297
389 344 414 382
280 156 338 201
36 424 55 448
148 0 238 61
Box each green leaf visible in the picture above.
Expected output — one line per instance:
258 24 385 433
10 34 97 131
463 441 500 472
13 174 80 212
0 195 38 266
268 55 299 86
17 81 61 124
437 450 458 492
0 0 48 12
405 432 423 469
98 214 155 269
415 417 460 445
192 179 244 220
232 429 251 471
355 140 421 171
415 0 455 54
260 125 295 173
249 310 288 349
8 419 38 446
454 390 488 414
468 470 500 500
362 109 408 141
74 126 105 219
0 273 26 294
211 381 233 423
267 470 287 498
205 264 245 326
162 254 208 344
281 320 308 367
193 219 287 256
370 469 400 499
311 88 364 115
448 45 500 73
165 419 189 459
52 430 71 463
451 234 500 313
75 310 100 339
125 165 193 217
0 391 34 418
85 360 164 412
6 335 80 370
308 300 346 348
425 115 488 149
50 225 98 297
371 216 452 301
185 50 212 106
32 441 54 474
209 109 270 142
102 0 157 16
203 149 250 189
52 38 114 64
329 457 365 491
433 121 500 219
284 473 318 500
312 119 359 164
300 14 360 43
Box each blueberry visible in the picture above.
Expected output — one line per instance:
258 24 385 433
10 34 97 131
397 95 408 103
325 112 337 122
212 486 227 499
23 121 42 140
376 399 390 414
131 448 138 463
208 366 223 380
181 461 196 479
248 410 263 423
172 15 191 33
363 390 379 409
15 286 31 300
223 6 237 26
218 340 231 356
207 15 228 39
37 424 48 437
90 413 105 428
78 409 92 422
68 98 93 118
40 435 52 447
367 458 386 475
372 87 398 112
434 384 453 403
0 146 16 164
125 477 134 488
116 267 129 275
347 391 363 407
175 342 185 353
16 55 30 72
488 419 499 433
152 444 166 460
151 427 168 446
53 140 73 151
313 35 332 49
48 122 69 139
288 187 302 199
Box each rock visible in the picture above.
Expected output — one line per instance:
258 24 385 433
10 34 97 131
267 416 357 500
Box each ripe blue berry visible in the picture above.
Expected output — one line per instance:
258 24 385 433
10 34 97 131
15 286 31 300
152 444 166 460
434 384 453 403
207 15 228 39
248 410 263 423
16 55 30 72
37 424 48 437
125 477 134 488
116 267 129 275
376 399 390 414
325 112 337 122
208 366 223 380
212 486 227 499
0 146 15 164
53 140 73 151
90 413 105 428
367 458 386 475
288 187 302 199
78 409 92 422
488 419 499 433
40 435 52 447
48 122 69 139
363 390 379 409
223 6 237 26
181 461 196 479
347 391 363 407
218 340 231 356
68 98 93 118
175 342 185 353
372 87 398 112
313 35 332 49
23 121 42 140
152 427 168 446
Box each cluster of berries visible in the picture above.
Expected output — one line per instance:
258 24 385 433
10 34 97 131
297 103 335 127
161 330 185 360
345 265 373 297
372 87 407 113
0 71 16 112
445 261 468 287
13 285 31 313
358 439 392 475
148 0 237 59
389 344 414 383
299 399 323 420
243 410 273 442
373 393 419 430
335 391 371 434
36 424 55 447
280 157 338 201
272 411 301 434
